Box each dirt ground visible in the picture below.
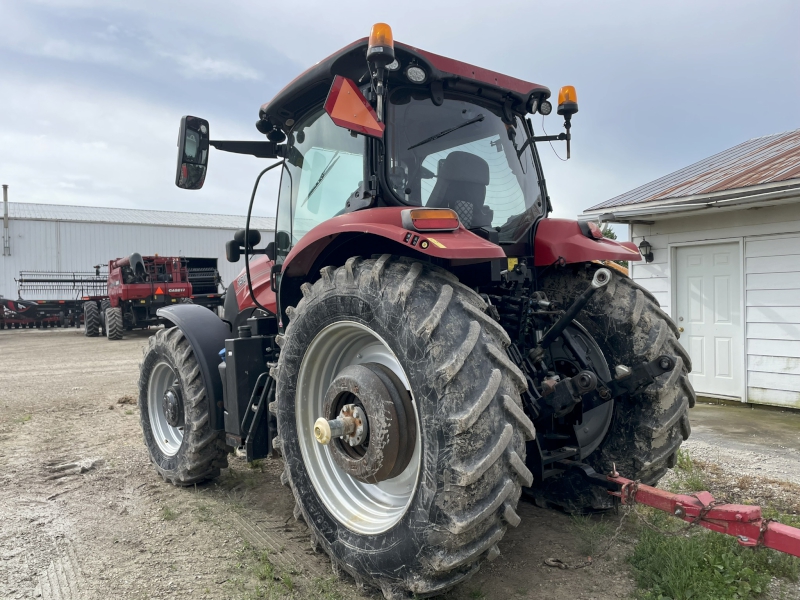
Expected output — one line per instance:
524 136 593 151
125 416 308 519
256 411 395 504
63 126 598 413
0 326 797 600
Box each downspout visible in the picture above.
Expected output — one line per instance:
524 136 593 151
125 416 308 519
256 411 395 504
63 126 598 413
2 184 9 257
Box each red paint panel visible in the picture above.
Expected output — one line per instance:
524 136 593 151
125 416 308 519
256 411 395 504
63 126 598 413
533 219 642 266
234 254 278 314
411 45 549 98
282 207 504 277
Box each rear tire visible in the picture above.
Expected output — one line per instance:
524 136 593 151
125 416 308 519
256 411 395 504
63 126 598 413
529 264 695 512
105 307 124 340
83 302 100 337
275 255 534 598
138 327 229 485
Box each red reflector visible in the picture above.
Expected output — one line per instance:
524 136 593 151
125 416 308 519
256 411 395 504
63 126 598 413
587 222 604 240
58 300 65 304
37 300 45 304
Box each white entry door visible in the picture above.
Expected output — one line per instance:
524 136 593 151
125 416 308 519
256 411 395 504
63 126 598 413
675 242 743 398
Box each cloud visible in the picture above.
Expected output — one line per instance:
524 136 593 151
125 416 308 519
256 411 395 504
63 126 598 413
0 0 798 228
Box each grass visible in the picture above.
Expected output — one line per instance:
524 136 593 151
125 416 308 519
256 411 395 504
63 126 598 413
249 459 264 471
18 414 32 424
669 449 708 492
630 449 800 599
124 409 134 416
630 508 800 599
161 506 178 521
569 513 619 557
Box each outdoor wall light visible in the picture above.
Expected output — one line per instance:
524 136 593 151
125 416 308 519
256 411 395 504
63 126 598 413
638 238 654 263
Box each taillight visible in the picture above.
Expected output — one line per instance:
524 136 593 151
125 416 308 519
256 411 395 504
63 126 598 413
401 208 460 232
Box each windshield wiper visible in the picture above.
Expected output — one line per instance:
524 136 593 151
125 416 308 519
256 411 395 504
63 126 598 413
301 152 340 206
408 114 484 151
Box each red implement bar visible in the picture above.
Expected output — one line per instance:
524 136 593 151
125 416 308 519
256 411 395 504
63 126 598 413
608 474 800 557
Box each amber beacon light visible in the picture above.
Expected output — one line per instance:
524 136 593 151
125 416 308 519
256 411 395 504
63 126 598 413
367 23 395 66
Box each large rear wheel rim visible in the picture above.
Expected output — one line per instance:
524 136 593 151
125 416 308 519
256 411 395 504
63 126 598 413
296 320 422 535
147 361 184 456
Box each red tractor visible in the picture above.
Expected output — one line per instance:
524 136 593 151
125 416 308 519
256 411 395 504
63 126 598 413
138 25 695 597
84 253 222 339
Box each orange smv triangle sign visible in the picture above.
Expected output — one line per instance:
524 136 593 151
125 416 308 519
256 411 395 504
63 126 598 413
155 286 164 295
324 76 385 138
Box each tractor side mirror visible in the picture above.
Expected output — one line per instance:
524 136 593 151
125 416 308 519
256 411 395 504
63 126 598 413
175 116 210 190
225 240 240 263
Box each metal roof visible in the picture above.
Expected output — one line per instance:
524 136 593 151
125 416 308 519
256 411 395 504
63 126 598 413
587 129 800 211
5 202 275 230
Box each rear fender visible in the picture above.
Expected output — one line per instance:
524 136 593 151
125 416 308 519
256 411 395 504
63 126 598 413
277 207 505 321
281 207 504 278
157 304 230 431
533 218 641 266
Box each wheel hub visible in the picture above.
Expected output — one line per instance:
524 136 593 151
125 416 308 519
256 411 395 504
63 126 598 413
162 384 184 428
315 363 416 484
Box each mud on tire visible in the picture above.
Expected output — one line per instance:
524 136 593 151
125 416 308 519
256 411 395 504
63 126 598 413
274 255 536 598
530 264 696 512
138 326 229 485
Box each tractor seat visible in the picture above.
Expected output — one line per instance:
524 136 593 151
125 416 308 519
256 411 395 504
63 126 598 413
426 151 493 229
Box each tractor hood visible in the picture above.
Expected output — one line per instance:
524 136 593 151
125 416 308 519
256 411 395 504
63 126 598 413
259 38 550 136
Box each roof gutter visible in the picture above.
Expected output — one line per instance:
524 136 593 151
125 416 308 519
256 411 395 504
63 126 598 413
586 185 800 224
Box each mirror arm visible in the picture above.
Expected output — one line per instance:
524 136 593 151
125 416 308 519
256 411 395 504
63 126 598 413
210 140 286 159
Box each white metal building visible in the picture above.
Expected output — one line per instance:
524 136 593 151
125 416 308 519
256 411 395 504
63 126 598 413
584 129 800 409
1 199 275 300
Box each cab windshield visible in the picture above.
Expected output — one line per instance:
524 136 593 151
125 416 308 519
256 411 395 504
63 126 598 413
385 89 543 243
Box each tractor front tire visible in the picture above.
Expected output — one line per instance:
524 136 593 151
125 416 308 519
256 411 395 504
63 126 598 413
83 302 100 337
138 327 229 485
530 263 696 512
105 307 124 340
275 255 535 599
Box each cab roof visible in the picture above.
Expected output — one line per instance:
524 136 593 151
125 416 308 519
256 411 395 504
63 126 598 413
259 38 550 132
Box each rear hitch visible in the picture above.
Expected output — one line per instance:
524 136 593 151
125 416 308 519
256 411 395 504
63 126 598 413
529 268 611 362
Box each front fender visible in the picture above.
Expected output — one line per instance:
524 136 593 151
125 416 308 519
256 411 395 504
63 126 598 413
157 304 230 431
533 219 641 266
281 207 505 278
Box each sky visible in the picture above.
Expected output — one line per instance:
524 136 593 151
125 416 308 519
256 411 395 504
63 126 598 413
1 0 799 238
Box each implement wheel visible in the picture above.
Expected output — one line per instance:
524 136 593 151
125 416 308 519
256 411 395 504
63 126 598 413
105 307 124 340
275 255 534 598
83 302 100 337
138 327 229 485
530 264 696 512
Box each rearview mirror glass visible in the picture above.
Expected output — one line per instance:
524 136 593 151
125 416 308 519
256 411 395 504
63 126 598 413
175 116 209 190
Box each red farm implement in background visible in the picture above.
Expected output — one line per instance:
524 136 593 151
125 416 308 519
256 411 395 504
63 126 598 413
3 255 223 337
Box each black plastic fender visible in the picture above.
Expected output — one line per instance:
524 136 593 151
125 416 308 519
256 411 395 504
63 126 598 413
157 304 230 431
